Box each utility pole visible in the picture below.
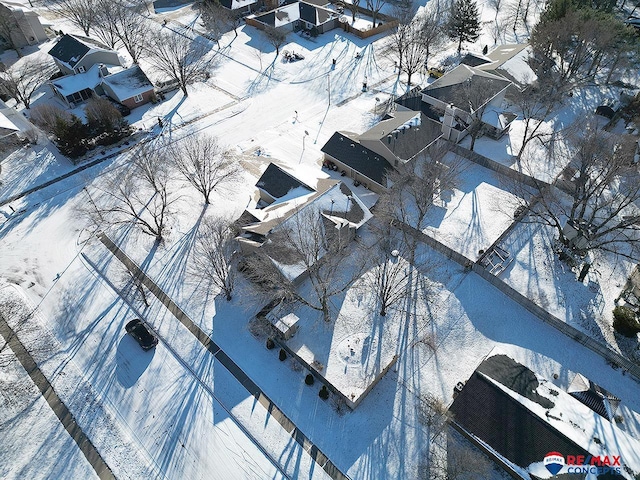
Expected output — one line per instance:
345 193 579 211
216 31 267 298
327 72 331 106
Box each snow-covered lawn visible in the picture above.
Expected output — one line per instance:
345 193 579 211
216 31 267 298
3 0 640 477
498 217 640 363
421 154 525 260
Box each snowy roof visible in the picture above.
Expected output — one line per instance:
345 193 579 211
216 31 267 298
0 110 19 136
263 183 372 281
360 112 442 161
460 52 492 67
423 65 511 112
48 34 114 69
101 65 154 102
321 132 391 186
476 44 537 86
253 1 336 27
50 65 104 96
239 182 372 281
254 3 300 27
299 1 336 25
451 354 640 479
567 373 621 420
255 163 314 200
483 43 529 69
481 106 516 130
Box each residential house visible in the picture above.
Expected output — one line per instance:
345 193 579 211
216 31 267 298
48 34 122 76
450 354 640 478
461 44 538 90
253 163 315 208
320 111 442 193
0 0 48 48
246 1 340 34
236 166 371 284
421 64 514 142
100 65 155 109
48 59 154 109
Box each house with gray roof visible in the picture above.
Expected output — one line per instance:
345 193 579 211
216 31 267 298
451 354 640 479
48 34 122 76
422 64 514 142
254 163 315 208
246 1 339 33
237 178 372 283
49 63 154 109
320 110 442 194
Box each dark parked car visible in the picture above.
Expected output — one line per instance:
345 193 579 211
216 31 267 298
125 319 158 351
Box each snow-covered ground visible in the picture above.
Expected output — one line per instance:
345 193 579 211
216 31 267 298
2 0 640 478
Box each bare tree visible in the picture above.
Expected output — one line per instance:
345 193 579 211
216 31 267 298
417 6 446 69
92 0 120 48
30 103 72 133
351 0 361 23
526 119 640 260
488 0 503 24
510 78 561 159
109 0 149 64
244 208 367 322
170 133 241 205
379 143 462 232
428 433 493 480
53 0 96 36
359 222 418 316
226 9 244 37
192 217 237 300
84 96 130 138
145 30 213 96
0 58 57 109
89 147 178 242
384 2 416 72
366 0 387 27
263 26 287 56
401 27 428 86
452 76 500 151
530 8 634 87
200 1 229 48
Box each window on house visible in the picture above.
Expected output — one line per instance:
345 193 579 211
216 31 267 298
77 66 86 73
133 93 144 103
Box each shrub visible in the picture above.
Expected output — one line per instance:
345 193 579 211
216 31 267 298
305 373 314 385
53 114 88 158
613 306 640 338
319 385 329 400
279 348 287 361
266 338 275 350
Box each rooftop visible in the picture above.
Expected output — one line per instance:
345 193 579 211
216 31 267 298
48 34 113 68
321 132 391 186
422 65 511 113
255 163 314 201
101 65 154 101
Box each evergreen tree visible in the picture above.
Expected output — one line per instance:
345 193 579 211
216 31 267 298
446 0 481 53
54 114 88 158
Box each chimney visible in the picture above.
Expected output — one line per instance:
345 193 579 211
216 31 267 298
98 64 109 77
